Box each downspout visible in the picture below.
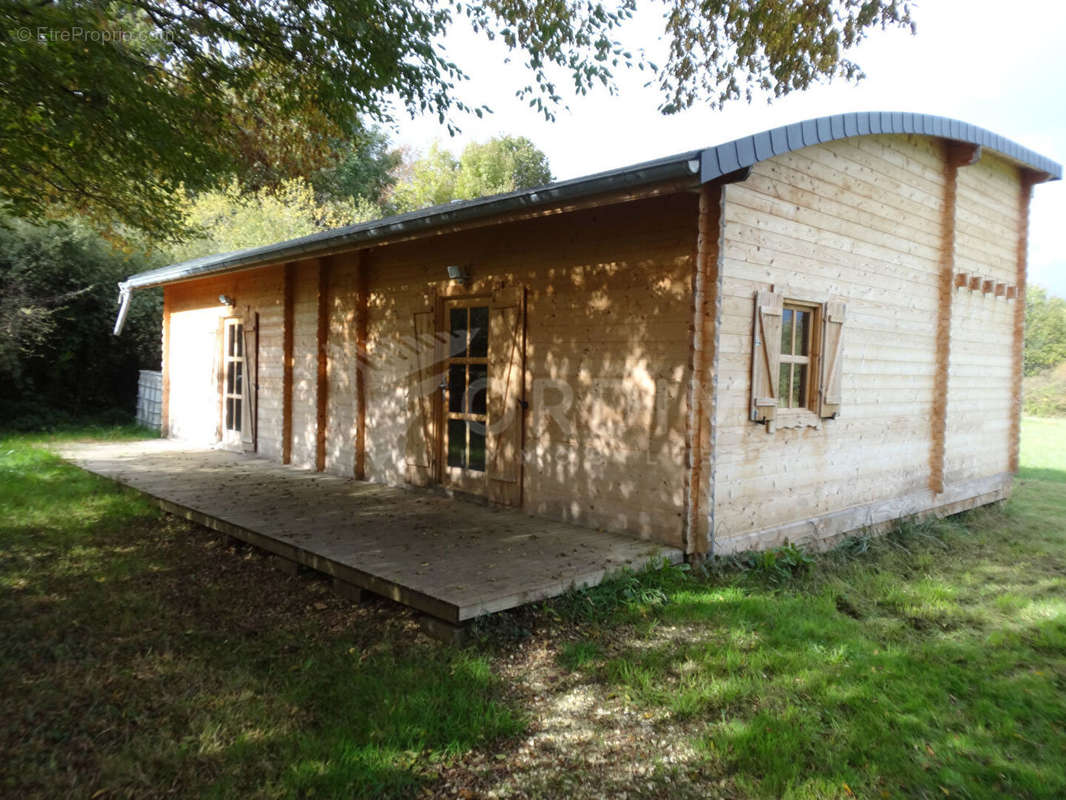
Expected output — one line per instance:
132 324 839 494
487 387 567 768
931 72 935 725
113 282 132 335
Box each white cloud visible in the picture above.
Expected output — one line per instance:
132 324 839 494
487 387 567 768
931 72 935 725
393 0 1065 295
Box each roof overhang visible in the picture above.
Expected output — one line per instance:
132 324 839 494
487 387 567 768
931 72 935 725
113 112 1061 334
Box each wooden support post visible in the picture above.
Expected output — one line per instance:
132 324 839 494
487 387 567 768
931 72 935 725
683 182 724 558
282 263 295 464
420 615 470 645
332 577 365 603
315 258 331 472
929 141 980 495
1009 174 1034 473
272 555 301 577
160 290 171 437
354 252 369 480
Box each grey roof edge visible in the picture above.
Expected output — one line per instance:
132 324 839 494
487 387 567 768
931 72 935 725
700 111 1062 184
123 111 1060 292
121 151 703 290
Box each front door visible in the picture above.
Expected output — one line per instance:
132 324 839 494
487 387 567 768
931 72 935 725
221 317 245 448
442 299 490 494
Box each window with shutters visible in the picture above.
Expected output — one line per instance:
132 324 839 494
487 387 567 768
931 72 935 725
750 289 846 429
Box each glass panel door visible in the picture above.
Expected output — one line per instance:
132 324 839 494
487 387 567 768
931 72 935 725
442 300 489 493
222 318 244 446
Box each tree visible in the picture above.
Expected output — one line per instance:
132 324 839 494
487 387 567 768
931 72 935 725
1025 286 1066 376
454 138 553 199
0 218 163 423
393 136 553 212
314 127 404 209
1 0 913 238
169 179 381 264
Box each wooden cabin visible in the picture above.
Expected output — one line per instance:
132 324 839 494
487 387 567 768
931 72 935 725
114 113 1061 558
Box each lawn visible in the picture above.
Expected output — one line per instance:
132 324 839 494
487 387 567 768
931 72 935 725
1 422 1064 798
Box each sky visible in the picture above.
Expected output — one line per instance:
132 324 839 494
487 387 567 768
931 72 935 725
392 0 1066 297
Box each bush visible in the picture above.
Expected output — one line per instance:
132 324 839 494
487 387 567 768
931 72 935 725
1023 362 1066 418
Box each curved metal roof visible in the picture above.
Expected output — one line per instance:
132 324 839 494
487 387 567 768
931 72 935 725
700 111 1061 184
118 111 1060 298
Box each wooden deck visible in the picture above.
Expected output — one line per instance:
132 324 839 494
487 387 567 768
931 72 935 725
56 440 682 625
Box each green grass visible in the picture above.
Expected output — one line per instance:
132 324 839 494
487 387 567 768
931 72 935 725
1018 415 1066 482
0 428 522 799
555 423 1066 799
2 421 1065 798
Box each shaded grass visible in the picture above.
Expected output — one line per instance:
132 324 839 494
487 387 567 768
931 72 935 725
552 422 1066 799
0 430 522 799
3 419 1065 798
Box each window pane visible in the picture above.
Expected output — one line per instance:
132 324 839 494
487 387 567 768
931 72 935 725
469 363 487 415
780 309 794 355
778 364 791 409
449 307 468 357
227 362 236 394
233 398 242 431
235 325 243 357
469 306 489 358
795 311 810 356
448 363 466 413
235 361 242 395
468 422 486 471
225 397 234 430
794 365 807 408
447 418 465 467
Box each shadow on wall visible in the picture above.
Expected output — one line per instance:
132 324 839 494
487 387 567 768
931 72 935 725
349 194 698 545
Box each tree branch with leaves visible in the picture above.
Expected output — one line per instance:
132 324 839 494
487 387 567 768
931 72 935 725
1 0 913 239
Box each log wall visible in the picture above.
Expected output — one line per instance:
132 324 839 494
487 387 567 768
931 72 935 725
159 134 1032 553
361 194 697 544
161 194 696 546
165 265 285 457
944 152 1022 484
710 135 1025 553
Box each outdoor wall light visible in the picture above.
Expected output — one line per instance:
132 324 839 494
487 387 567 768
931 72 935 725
218 294 235 306
446 264 469 285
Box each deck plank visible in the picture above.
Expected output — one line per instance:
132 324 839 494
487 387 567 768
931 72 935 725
55 440 682 623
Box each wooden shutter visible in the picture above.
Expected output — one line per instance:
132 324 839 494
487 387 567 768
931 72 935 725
750 289 784 423
240 313 259 452
819 301 846 418
487 286 526 506
405 306 439 484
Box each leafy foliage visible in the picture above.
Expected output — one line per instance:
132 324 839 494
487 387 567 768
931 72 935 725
1025 285 1066 376
392 136 553 212
168 178 381 263
313 127 404 209
1024 362 1066 418
659 0 914 112
0 219 162 423
1 0 913 237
